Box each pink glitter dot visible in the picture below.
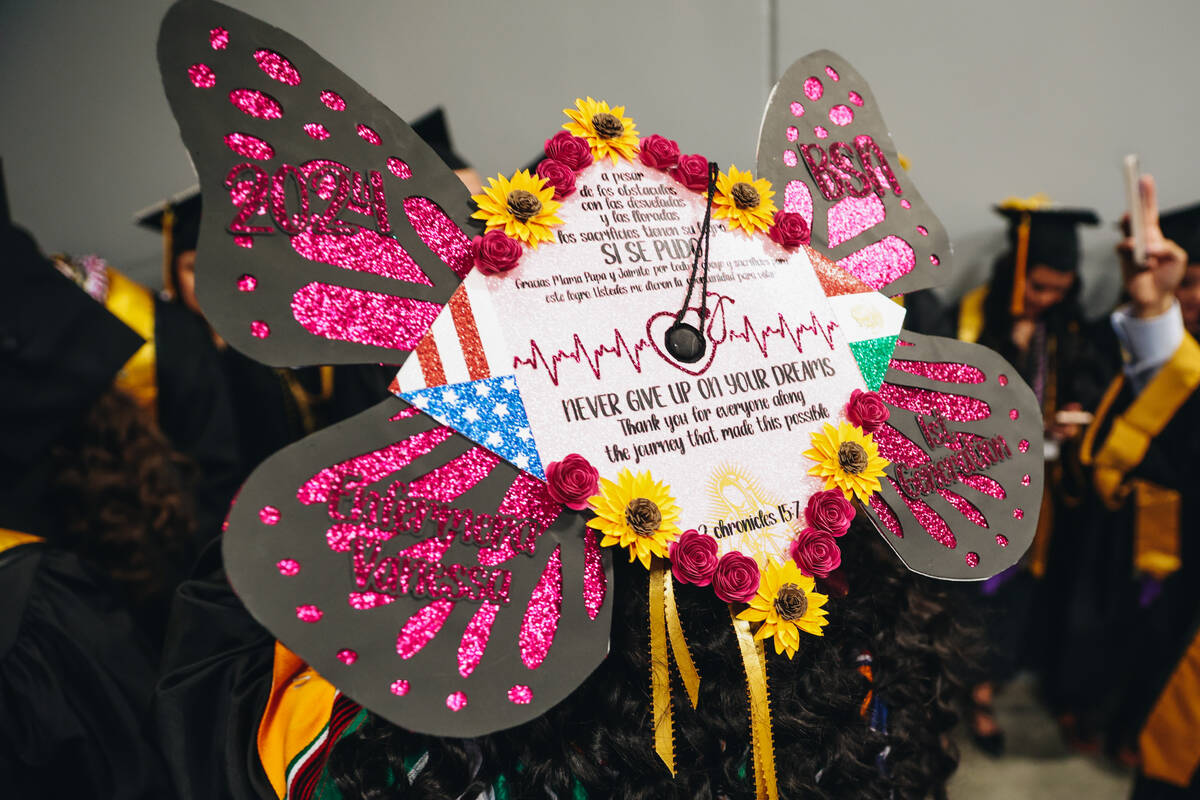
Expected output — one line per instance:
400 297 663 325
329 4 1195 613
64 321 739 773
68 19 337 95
336 648 358 665
390 679 410 696
998 374 1008 386
224 132 274 160
848 90 864 107
1019 439 1030 453
387 157 412 180
783 150 798 167
786 126 799 142
996 534 1009 547
900 199 912 209
320 90 346 111
825 65 840 81
229 89 283 120
250 320 270 339
259 505 280 524
930 254 940 265
1012 508 1025 520
253 49 301 86
188 63 216 88
804 77 824 101
303 122 330 140
237 274 257 291
814 126 829 139
296 604 322 623
276 559 300 576
1009 408 1019 421
209 27 229 50
357 124 381 145
789 101 805 117
828 104 854 126
1021 473 1031 486
446 691 468 711
221 520 229 532
916 225 928 236
233 236 254 249
965 552 980 568
508 685 533 705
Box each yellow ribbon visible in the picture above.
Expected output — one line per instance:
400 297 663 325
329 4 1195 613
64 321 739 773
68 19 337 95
731 610 779 800
104 267 159 417
649 561 703 777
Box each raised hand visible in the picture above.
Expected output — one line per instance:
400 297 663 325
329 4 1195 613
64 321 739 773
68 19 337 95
1118 174 1188 318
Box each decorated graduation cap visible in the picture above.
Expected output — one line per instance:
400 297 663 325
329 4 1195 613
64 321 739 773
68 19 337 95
1160 201 1200 264
157 2 1045 793
135 186 202 298
993 195 1100 316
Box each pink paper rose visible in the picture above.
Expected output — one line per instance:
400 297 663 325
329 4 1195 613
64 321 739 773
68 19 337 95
805 489 855 537
845 389 890 433
712 551 761 604
672 154 710 192
544 130 593 171
791 527 842 578
638 134 681 170
536 158 576 199
471 230 523 275
668 529 719 586
768 210 811 248
544 453 600 511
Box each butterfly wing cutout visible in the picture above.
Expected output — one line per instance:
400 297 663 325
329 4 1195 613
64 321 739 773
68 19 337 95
757 50 949 297
862 331 1044 580
223 396 612 736
158 0 477 367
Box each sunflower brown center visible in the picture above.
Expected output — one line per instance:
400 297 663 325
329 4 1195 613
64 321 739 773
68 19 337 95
624 498 662 536
838 441 869 474
774 583 808 620
591 112 624 139
506 189 542 222
731 182 760 210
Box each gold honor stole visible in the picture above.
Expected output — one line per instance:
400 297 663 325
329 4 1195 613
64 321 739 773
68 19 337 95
0 529 43 555
1140 628 1200 787
103 267 159 416
1081 333 1200 580
257 642 338 799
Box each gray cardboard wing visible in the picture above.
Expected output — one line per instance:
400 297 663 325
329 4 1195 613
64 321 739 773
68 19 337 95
757 51 950 297
862 331 1044 580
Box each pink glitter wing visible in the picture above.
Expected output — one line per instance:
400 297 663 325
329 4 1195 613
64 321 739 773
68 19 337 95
520 545 563 670
158 0 478 369
862 331 1045 580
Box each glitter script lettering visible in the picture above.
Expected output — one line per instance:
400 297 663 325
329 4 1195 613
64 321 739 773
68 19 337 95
891 410 1012 499
796 134 903 203
350 537 513 605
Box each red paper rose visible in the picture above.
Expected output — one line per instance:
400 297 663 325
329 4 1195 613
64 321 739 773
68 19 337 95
768 210 811 248
472 230 523 275
544 130 593 171
712 551 760 604
791 527 842 578
845 389 890 433
638 134 680 170
668 529 719 586
536 158 577 199
544 453 600 511
805 489 855 537
672 154 710 192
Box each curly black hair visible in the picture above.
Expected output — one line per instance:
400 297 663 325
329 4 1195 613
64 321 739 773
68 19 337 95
50 386 198 645
324 523 983 799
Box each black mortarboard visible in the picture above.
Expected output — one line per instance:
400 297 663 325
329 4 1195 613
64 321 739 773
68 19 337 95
134 185 200 297
0 194 145 469
993 198 1099 316
1159 202 1200 265
410 107 470 171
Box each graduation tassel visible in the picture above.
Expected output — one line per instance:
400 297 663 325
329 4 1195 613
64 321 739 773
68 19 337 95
161 205 176 299
1010 211 1031 317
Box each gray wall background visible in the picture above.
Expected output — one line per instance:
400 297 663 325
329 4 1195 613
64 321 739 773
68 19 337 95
3 0 1198 315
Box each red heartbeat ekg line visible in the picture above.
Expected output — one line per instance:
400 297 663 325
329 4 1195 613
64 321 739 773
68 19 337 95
513 329 651 386
513 308 840 386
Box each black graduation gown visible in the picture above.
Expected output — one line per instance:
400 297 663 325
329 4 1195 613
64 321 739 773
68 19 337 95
0 540 171 798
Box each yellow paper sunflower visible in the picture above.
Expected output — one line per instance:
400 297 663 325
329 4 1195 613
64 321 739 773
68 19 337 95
470 170 563 248
712 166 777 236
563 97 640 164
804 421 889 503
737 559 829 657
586 469 682 569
